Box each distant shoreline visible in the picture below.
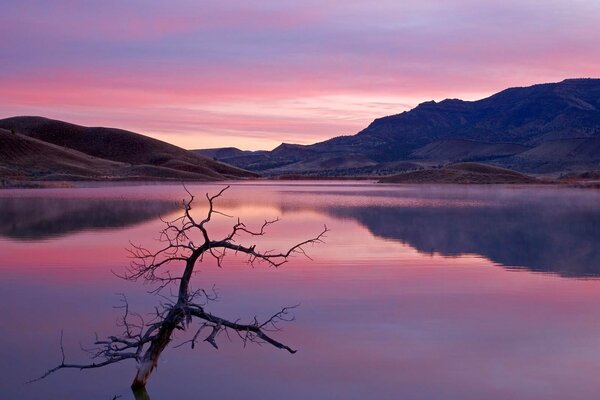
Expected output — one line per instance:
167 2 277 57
2 177 599 190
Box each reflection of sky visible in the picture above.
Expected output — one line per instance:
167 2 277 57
1 183 599 274
1 1 600 150
2 183 600 398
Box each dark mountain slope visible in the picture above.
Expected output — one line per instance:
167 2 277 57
518 137 600 161
312 78 600 161
495 137 600 173
0 128 125 179
0 128 250 181
193 147 265 160
379 163 538 184
411 139 530 162
0 116 256 179
201 79 600 175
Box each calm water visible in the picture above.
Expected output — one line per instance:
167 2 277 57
1 182 600 399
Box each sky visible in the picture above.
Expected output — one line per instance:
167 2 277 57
1 1 599 150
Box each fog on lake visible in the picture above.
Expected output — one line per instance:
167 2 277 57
1 182 599 400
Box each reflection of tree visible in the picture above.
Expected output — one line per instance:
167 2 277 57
34 187 327 393
0 197 178 240
326 204 600 277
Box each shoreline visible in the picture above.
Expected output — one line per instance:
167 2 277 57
2 177 599 190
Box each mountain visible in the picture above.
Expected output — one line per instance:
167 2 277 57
193 147 265 159
0 116 257 182
410 139 530 162
341 78 600 160
3 79 598 181
495 137 600 173
202 79 600 175
379 163 538 184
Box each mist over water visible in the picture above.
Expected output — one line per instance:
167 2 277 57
1 182 599 399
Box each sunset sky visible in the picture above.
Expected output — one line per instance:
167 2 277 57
2 1 599 150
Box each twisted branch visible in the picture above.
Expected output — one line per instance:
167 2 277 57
33 186 327 388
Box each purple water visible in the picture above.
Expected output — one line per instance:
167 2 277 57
1 182 599 399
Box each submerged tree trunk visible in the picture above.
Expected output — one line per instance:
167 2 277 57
131 349 162 389
131 309 183 389
131 255 198 389
34 186 327 391
132 386 151 400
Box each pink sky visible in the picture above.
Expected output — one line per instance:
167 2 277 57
1 0 599 150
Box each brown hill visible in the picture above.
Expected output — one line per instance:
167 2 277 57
0 129 248 182
379 163 538 184
0 128 125 180
0 116 256 180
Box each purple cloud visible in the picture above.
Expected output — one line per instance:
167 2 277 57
1 0 599 149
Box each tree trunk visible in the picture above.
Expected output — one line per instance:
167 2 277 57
131 355 158 390
132 256 196 389
131 311 181 389
132 386 151 400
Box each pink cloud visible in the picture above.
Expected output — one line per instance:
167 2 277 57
1 1 599 149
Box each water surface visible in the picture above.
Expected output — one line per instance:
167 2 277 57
1 182 599 399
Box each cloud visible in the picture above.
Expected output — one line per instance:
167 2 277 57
1 0 599 149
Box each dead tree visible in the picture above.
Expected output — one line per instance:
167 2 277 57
34 186 327 389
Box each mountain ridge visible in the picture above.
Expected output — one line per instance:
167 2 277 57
201 78 600 175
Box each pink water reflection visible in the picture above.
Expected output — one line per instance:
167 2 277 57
1 182 600 399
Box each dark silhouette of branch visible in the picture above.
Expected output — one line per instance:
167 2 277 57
33 185 328 390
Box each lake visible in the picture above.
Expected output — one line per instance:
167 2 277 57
1 182 600 399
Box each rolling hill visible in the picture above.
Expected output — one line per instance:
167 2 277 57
0 128 125 180
0 117 257 182
3 79 599 181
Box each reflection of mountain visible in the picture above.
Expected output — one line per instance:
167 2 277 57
324 202 600 277
0 197 178 240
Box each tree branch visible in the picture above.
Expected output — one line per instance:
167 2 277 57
32 185 326 388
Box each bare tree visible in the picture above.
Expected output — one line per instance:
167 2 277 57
34 186 327 390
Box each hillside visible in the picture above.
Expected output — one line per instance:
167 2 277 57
519 137 600 161
379 163 539 184
334 78 600 161
0 128 125 180
410 139 530 161
0 117 257 182
200 79 600 175
494 137 600 173
3 79 599 181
